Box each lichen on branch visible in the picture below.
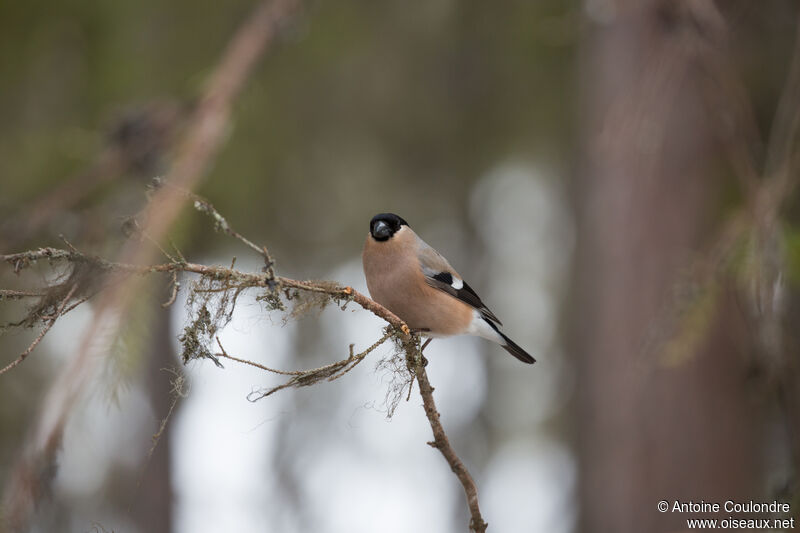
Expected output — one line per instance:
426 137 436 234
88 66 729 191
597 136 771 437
1 198 487 532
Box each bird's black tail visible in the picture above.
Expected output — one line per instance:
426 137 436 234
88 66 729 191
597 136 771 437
499 332 535 364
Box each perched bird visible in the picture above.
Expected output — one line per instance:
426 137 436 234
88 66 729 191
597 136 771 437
362 213 535 364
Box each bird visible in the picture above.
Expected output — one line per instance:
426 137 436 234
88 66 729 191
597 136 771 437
362 212 535 364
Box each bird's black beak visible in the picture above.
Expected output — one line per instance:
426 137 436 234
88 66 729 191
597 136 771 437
372 220 391 240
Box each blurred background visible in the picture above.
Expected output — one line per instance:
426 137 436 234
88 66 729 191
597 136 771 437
1 1 799 532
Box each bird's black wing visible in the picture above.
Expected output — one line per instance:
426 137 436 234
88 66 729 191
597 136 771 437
424 272 503 325
417 242 503 325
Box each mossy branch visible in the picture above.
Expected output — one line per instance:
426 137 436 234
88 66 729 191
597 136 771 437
1 239 489 533
1 243 488 531
1 247 409 333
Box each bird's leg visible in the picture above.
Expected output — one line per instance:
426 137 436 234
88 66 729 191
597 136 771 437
419 338 432 366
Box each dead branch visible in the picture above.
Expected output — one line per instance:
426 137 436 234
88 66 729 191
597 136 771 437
0 289 46 299
0 284 78 377
1 242 494 532
1 247 409 337
1 242 488 530
215 330 395 400
406 338 488 533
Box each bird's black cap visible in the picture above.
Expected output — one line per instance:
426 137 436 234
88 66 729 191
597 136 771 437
369 213 408 241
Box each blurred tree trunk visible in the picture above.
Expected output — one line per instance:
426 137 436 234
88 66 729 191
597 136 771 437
573 2 765 532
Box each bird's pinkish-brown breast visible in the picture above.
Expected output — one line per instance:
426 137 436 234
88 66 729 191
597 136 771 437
362 227 473 336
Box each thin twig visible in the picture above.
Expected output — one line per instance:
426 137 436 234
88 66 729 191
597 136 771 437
0 284 78 376
193 194 277 280
54 292 95 317
217 331 394 400
216 336 304 376
408 338 488 533
162 271 180 308
0 289 46 299
148 368 188 457
190 195 268 258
